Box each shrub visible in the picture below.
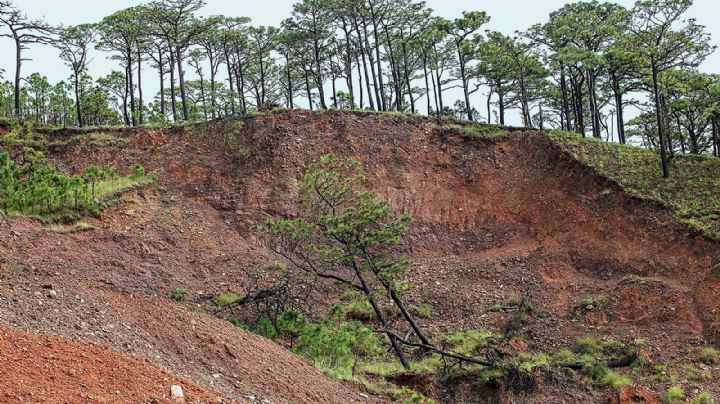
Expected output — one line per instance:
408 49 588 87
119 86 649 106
683 364 710 381
169 288 189 301
692 392 713 404
344 298 374 321
254 316 278 340
414 303 433 319
234 145 250 163
214 292 241 307
664 386 685 403
228 316 248 330
440 329 494 356
252 307 385 379
576 337 601 355
130 163 145 178
697 347 720 364
600 370 632 390
277 309 308 343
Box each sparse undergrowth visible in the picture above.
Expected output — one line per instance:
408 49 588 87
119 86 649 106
223 300 653 400
549 130 720 240
46 221 95 234
1 126 153 223
434 122 509 141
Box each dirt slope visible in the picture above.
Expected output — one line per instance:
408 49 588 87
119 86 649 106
0 326 227 403
1 110 719 402
0 233 370 403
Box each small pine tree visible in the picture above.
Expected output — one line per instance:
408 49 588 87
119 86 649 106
85 165 102 198
130 163 145 178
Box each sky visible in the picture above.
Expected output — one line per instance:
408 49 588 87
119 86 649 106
0 0 718 127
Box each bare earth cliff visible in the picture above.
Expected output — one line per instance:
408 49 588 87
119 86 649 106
1 110 719 403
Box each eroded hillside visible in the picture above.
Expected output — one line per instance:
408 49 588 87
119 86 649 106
1 110 719 403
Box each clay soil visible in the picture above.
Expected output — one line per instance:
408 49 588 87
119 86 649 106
0 326 227 403
1 110 719 402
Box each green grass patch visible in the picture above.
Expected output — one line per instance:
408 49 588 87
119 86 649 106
412 303 434 319
692 392 713 404
576 336 601 355
169 288 189 301
436 122 509 141
664 385 686 403
549 130 720 240
600 369 632 390
87 133 130 147
214 292 241 307
696 346 720 365
46 221 95 234
93 174 153 200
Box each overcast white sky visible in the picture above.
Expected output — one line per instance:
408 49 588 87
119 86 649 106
1 0 718 127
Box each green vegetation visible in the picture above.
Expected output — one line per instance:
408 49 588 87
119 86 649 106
575 336 602 355
692 392 713 404
413 303 433 319
233 306 383 380
599 369 632 390
234 144 250 163
87 133 130 147
46 221 95 234
0 150 151 221
260 153 427 369
550 130 720 240
696 347 720 365
435 122 509 141
683 364 711 381
214 292 241 307
664 386 686 403
169 288 189 301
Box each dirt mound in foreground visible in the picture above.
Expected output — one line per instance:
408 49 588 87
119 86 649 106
0 326 227 403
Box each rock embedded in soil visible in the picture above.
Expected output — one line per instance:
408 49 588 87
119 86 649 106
170 384 184 399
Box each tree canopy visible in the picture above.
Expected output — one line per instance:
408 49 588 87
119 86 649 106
0 0 717 174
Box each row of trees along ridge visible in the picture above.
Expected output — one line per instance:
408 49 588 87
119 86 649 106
0 0 717 176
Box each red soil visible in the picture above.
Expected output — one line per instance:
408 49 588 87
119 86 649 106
0 326 227 403
1 110 719 402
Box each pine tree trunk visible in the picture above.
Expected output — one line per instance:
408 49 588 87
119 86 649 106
74 73 83 128
127 60 137 127
304 69 313 111
137 47 143 125
14 37 22 118
369 6 385 111
342 22 355 110
224 47 236 115
285 58 294 109
713 119 719 157
169 49 178 122
355 50 364 109
560 65 571 131
651 63 670 178
159 49 166 117
613 85 625 144
457 46 473 121
123 70 130 126
210 57 217 119
351 262 409 369
422 54 431 116
176 49 189 121
498 85 505 126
